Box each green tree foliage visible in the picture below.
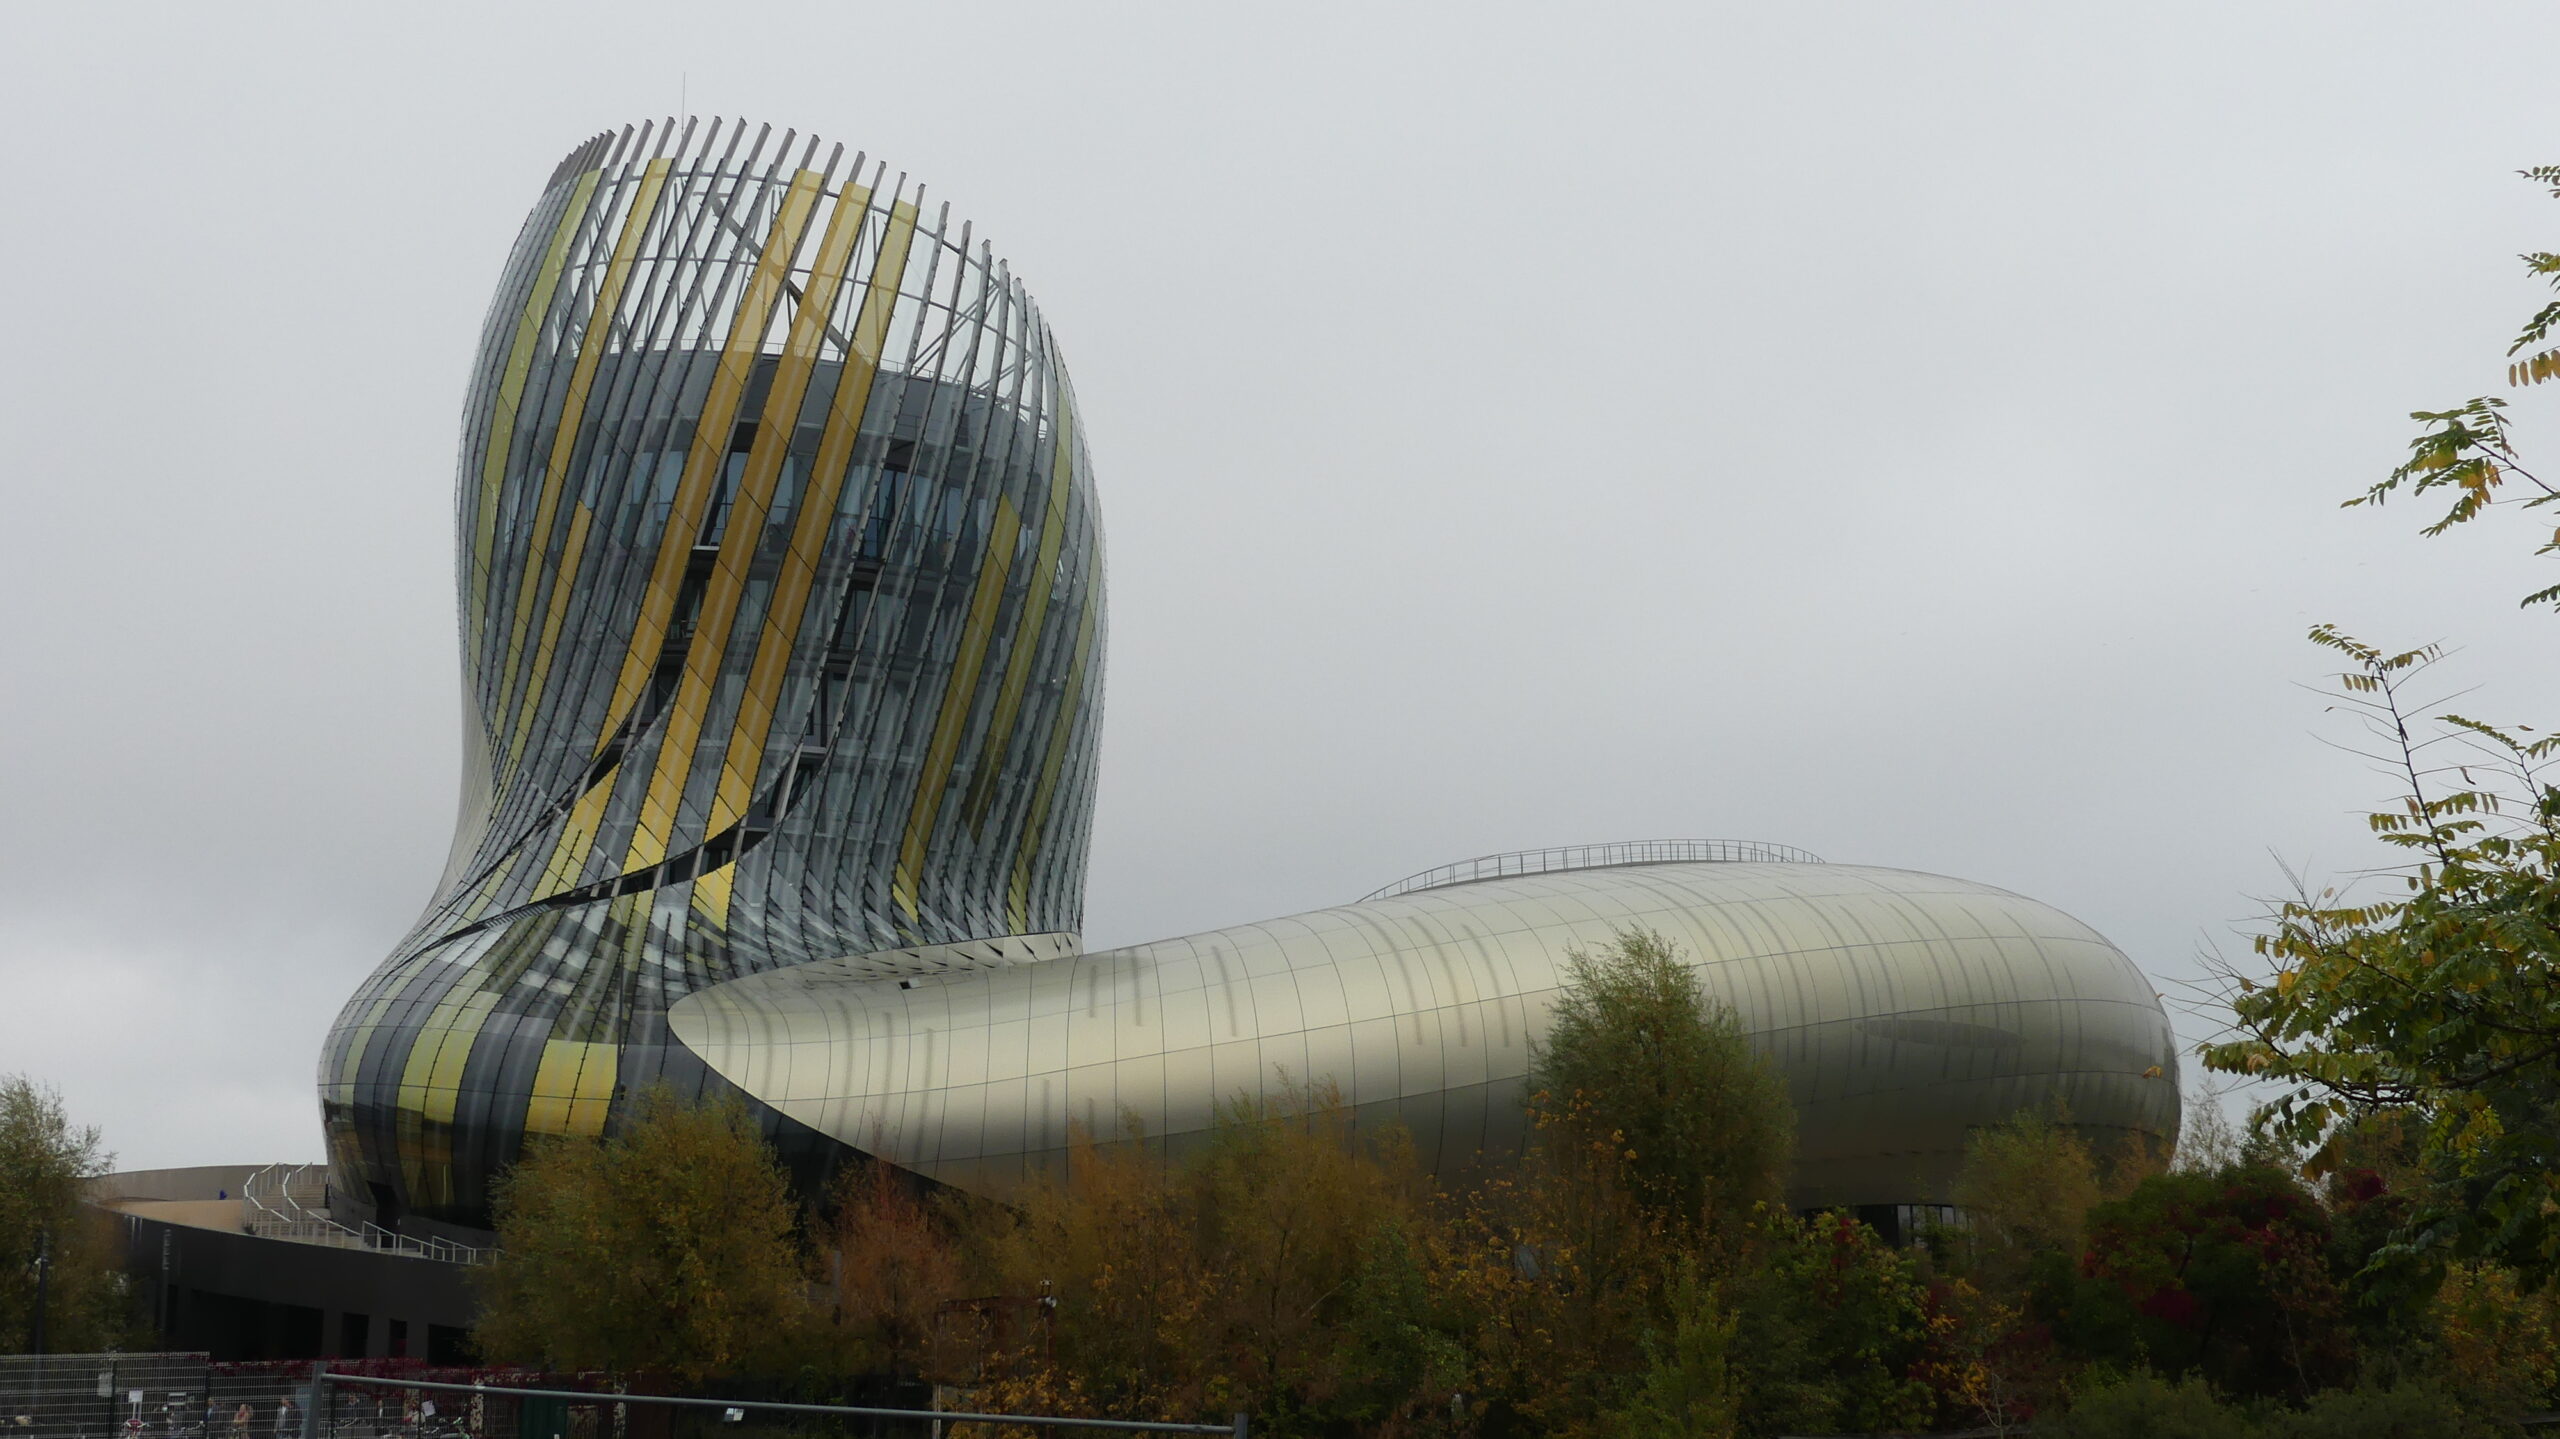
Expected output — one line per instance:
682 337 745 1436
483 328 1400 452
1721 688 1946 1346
475 1087 809 1382
2041 1372 2255 1439
2202 166 2560 1284
1953 1106 2106 1300
0 1075 133 1351
2044 1373 2493 1439
1185 1090 1432 1416
1409 928 1799 1434
1586 1259 1740 1439
1722 1210 1935 1437
2206 629 2560 1283
2422 1258 2560 1416
2343 167 2560 606
2260 1381 2501 1439
1529 929 1795 1232
1422 1117 1677 1433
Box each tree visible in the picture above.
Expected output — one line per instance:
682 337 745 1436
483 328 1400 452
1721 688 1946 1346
2205 629 2560 1284
966 1120 1216 1420
2425 1259 2560 1416
964 1084 1442 1436
1181 1085 1430 1426
814 1160 967 1384
0 1075 133 1352
1952 1107 2105 1301
2039 1372 2253 1439
1530 929 1795 1232
1433 1104 1679 1434
1589 1258 1741 1439
1723 1210 1936 1437
2045 1164 2352 1402
475 1086 809 1382
2202 166 2560 1285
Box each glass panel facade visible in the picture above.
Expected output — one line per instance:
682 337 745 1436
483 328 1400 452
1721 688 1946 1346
321 121 1104 1226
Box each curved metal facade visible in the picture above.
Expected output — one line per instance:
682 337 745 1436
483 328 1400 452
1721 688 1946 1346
326 120 2182 1231
669 861 2181 1211
322 121 1105 1225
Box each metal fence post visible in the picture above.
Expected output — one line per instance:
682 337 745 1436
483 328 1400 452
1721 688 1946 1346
1229 1415 1246 1439
303 1367 324 1439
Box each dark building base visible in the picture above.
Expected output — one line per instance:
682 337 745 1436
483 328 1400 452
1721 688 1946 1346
98 1169 478 1363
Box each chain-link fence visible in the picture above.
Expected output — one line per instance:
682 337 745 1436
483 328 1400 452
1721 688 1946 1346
313 1373 1243 1439
0 1354 311 1439
7 1362 1240 1439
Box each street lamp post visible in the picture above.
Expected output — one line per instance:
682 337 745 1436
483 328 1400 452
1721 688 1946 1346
29 1227 52 1355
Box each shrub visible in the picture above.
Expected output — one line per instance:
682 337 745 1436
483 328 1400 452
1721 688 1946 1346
2260 1381 2501 1439
2043 1371 2255 1439
2048 1165 2351 1400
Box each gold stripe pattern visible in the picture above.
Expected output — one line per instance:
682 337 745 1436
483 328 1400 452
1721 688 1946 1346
620 168 830 871
892 496 1025 919
963 397 1078 832
325 122 1108 1232
467 170 603 662
498 157 675 770
1009 600 1099 929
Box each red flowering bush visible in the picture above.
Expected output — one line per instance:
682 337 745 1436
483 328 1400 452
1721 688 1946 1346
2041 1165 2353 1401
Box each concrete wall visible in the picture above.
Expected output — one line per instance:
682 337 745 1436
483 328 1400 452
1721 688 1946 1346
101 1193 479 1362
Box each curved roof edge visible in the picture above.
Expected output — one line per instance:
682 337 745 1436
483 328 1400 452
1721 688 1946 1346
1360 838 1826 902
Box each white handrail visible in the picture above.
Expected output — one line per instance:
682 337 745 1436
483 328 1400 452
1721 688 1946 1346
239 1164 490 1265
1359 838 1824 903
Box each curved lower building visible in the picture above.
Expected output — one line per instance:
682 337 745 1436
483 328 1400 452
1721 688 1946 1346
671 844 2179 1213
323 120 2177 1235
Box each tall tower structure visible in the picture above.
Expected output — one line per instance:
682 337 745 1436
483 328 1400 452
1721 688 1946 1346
322 120 1105 1229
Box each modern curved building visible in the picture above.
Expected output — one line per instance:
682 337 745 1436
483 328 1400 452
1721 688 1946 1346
323 119 1104 1228
323 120 2177 1236
673 843 2178 1213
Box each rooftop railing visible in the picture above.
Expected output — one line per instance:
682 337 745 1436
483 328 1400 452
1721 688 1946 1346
1359 838 1825 903
240 1164 490 1266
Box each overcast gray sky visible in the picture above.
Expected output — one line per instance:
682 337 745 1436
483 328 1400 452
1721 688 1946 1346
4 1 2557 1168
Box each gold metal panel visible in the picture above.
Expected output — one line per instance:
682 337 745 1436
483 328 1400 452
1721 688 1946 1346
336 992 398 1091
705 194 917 835
962 401 1077 832
671 862 2180 1211
592 168 824 778
468 170 603 648
534 759 620 896
691 862 736 926
395 988 499 1128
1007 601 1097 929
510 498 595 758
892 496 1024 918
524 1038 620 1138
619 168 827 872
498 158 675 769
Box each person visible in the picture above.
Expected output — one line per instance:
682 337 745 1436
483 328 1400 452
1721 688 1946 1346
274 1397 297 1439
230 1404 250 1439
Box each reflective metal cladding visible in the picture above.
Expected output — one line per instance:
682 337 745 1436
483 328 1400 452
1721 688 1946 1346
671 853 2181 1212
322 120 1104 1225
327 121 2179 1232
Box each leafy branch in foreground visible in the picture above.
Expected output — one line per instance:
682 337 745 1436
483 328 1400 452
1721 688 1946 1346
2203 629 2560 1283
2203 164 2560 1287
2346 168 2560 607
